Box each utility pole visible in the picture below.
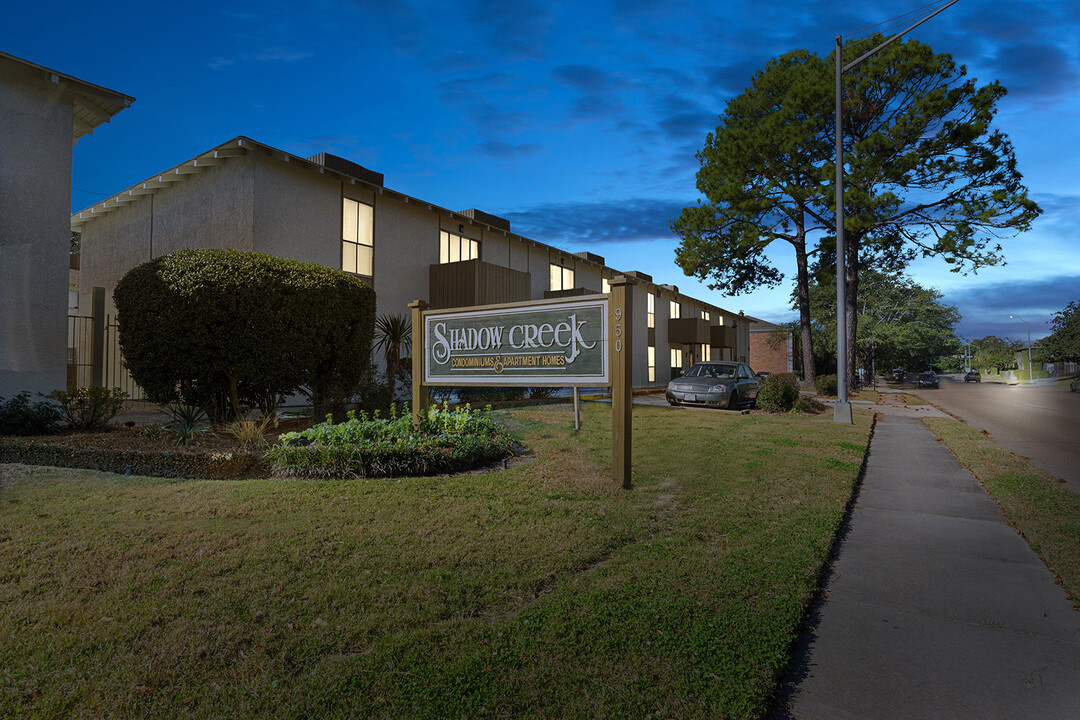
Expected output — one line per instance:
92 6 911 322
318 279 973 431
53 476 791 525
832 0 960 423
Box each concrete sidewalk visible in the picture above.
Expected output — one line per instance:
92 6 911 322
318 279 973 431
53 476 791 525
777 414 1080 720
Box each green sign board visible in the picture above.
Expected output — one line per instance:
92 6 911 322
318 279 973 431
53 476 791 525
423 297 609 385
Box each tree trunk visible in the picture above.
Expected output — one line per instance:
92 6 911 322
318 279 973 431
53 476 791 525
793 234 817 386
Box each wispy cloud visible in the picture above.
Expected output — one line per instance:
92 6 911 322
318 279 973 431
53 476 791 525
506 198 689 245
207 46 312 70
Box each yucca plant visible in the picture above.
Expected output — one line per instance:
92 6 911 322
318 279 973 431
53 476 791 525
220 416 273 452
162 403 212 447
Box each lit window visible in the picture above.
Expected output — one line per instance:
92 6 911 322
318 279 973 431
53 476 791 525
701 344 711 362
670 347 682 370
648 346 655 383
670 300 681 319
701 310 710 321
440 230 479 264
342 198 374 276
549 263 574 291
602 277 610 294
647 293 655 329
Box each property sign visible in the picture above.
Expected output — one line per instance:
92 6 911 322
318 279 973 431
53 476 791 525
422 297 609 385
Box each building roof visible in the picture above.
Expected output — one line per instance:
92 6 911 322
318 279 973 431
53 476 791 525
0 51 134 144
70 135 752 319
745 315 789 332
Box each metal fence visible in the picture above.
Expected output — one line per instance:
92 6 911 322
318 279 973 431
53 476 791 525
66 289 146 400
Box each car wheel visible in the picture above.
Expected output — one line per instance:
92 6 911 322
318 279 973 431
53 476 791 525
727 390 739 409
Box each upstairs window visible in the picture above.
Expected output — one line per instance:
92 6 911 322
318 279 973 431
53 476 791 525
700 310 710 321
342 198 374 276
602 277 610 294
550 264 574 291
440 230 479 264
647 293 655 328
670 300 681 319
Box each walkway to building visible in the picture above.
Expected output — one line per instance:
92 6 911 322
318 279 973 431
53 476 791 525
777 414 1080 720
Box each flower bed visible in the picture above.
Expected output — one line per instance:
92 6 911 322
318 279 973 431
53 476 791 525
268 404 520 478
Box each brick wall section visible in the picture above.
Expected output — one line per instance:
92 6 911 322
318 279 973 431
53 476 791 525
749 330 792 375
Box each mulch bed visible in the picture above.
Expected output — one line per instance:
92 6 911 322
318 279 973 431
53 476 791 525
0 418 312 480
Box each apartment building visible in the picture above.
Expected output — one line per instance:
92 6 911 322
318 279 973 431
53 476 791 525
72 136 751 390
0 51 131 398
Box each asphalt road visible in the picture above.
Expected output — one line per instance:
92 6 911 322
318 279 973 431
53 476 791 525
904 375 1080 494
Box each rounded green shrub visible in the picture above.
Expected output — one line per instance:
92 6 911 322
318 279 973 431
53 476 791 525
815 374 838 397
113 250 375 418
756 373 800 412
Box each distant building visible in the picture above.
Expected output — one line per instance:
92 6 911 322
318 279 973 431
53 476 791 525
71 136 754 393
0 51 131 399
746 315 793 376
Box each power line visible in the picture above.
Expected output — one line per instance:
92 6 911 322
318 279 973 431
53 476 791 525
845 0 955 37
72 187 112 196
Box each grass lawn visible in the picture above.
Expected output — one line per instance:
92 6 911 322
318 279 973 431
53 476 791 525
923 417 1080 609
1 403 871 719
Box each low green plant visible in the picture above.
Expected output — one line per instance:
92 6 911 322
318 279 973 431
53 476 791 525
163 403 213 447
142 424 168 439
756 373 800 412
793 394 827 414
220 416 272 452
48 386 128 430
269 402 520 478
0 392 63 435
816 374 838 397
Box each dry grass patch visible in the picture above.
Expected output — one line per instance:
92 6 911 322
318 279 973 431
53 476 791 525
924 417 1080 608
1 404 871 719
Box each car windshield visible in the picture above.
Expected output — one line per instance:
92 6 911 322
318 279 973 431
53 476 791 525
684 363 736 379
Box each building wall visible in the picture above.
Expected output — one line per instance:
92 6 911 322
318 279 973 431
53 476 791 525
749 331 793 375
80 156 255 291
253 157 337 267
0 61 73 398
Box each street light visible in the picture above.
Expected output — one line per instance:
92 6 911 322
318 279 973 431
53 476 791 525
832 0 960 424
1009 314 1033 384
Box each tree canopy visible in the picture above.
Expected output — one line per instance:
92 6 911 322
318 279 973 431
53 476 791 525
673 36 1040 390
807 268 959 374
971 336 1021 372
1039 301 1080 362
672 49 831 383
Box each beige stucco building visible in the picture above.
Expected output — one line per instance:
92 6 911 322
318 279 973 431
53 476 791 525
0 51 131 400
72 136 751 392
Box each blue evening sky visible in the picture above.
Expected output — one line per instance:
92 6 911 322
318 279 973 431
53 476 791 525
6 0 1076 342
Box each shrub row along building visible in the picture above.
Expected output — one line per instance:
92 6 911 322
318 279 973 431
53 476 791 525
70 135 757 395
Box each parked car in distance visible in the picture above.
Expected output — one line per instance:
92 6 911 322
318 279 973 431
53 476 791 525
756 371 772 379
891 368 906 382
964 370 981 382
666 362 761 409
916 372 939 388
1071 376 1080 392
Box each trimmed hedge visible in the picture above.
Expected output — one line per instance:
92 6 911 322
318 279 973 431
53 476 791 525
113 250 375 418
0 438 267 479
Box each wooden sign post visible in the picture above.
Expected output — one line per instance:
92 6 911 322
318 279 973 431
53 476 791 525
609 276 635 489
409 300 430 429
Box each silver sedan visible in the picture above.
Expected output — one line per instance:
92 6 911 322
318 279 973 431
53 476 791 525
665 362 761 409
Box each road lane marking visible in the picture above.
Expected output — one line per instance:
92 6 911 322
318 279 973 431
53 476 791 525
1023 403 1048 409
